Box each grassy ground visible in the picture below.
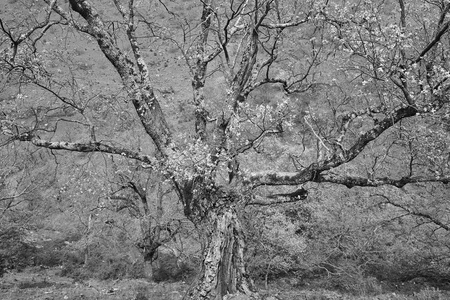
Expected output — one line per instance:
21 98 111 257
0 267 186 300
2 267 450 300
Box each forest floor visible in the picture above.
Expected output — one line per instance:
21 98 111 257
1 267 450 300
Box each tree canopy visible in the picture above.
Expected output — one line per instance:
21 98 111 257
1 0 450 299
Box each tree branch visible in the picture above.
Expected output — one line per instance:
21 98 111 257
414 21 450 64
375 194 450 231
317 174 450 188
261 14 311 29
248 190 308 206
1 0 59 61
67 0 172 155
15 133 156 167
247 105 418 186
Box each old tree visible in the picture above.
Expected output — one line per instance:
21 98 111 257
2 0 450 298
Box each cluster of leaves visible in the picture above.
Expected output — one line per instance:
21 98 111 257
166 138 215 181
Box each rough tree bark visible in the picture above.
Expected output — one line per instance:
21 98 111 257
182 188 256 300
186 207 254 299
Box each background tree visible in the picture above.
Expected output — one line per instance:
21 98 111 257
1 0 450 299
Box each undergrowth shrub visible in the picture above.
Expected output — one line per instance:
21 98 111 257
18 281 54 289
33 239 68 267
0 228 36 271
0 228 84 273
134 284 150 300
411 287 448 300
371 288 449 300
244 187 450 295
325 274 383 296
128 260 146 279
0 253 5 277
59 250 87 280
60 247 146 280
153 252 197 283
87 256 131 280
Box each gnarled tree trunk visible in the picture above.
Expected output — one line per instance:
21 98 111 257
183 190 257 300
